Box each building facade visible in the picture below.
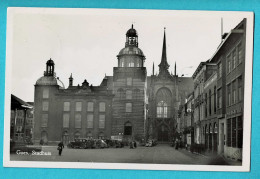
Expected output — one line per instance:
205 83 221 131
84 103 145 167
34 60 114 145
210 19 246 160
33 25 193 144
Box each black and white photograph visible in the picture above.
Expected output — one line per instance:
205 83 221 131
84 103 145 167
3 8 253 171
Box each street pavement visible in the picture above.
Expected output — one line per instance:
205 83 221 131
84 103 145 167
10 144 240 165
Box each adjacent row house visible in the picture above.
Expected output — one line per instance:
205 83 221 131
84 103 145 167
178 18 246 161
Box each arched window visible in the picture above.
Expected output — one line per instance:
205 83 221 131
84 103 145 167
214 123 218 133
156 88 172 118
209 124 212 134
74 132 80 139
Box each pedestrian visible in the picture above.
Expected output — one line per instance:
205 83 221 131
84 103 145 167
134 141 137 148
175 139 179 150
129 141 133 149
57 141 64 156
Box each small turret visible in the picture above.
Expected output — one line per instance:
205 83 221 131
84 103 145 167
69 73 73 86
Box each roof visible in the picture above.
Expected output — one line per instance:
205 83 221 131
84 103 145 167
118 46 145 57
35 76 58 86
11 94 33 110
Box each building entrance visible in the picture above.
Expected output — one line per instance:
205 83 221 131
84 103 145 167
158 125 169 142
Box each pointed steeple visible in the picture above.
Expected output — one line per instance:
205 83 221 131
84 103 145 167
152 62 155 75
174 62 177 76
158 28 170 76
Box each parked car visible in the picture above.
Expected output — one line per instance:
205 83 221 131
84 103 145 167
93 139 108 149
67 138 89 149
145 139 157 147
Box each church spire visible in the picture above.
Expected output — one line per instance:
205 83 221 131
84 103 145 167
158 28 170 76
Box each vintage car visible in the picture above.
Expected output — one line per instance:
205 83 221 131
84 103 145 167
145 139 157 147
103 139 124 148
67 138 89 149
67 138 108 149
92 139 108 149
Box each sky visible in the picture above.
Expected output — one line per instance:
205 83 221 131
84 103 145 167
8 8 246 102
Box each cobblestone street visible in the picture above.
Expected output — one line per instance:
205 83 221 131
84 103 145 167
10 144 239 165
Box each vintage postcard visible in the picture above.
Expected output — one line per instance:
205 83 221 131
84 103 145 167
3 7 254 171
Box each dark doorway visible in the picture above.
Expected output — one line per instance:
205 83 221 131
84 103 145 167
158 125 169 142
124 122 132 136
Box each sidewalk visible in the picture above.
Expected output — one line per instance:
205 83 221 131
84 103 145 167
178 147 242 166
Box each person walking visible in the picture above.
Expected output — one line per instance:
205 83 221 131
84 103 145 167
57 141 64 156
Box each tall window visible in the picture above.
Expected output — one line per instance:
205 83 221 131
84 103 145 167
209 90 212 116
238 43 243 64
227 84 231 106
41 114 48 127
126 103 132 112
133 88 140 99
75 102 82 112
214 86 216 114
117 88 124 99
157 101 168 118
126 90 132 99
218 62 222 78
232 49 237 69
43 89 49 99
99 115 105 128
232 81 236 104
227 54 231 74
126 77 132 86
63 113 70 128
232 117 237 147
99 102 106 112
42 101 49 111
238 76 243 101
227 118 231 147
87 114 93 128
63 102 70 111
87 102 94 112
205 93 207 118
217 88 222 109
75 114 81 128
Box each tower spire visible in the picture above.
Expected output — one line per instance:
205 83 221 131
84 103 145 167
158 28 170 76
174 62 176 76
152 62 155 76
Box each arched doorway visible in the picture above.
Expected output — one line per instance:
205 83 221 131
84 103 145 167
62 131 69 145
124 122 132 136
74 132 80 140
158 124 169 142
41 131 48 144
209 124 212 151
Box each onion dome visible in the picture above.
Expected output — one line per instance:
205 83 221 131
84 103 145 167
126 24 138 37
